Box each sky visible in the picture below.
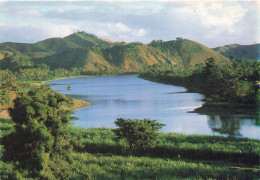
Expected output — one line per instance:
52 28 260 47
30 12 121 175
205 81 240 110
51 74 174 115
0 0 259 48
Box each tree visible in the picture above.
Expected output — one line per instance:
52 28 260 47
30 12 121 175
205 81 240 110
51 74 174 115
113 118 165 153
0 70 16 91
66 85 71 98
2 85 73 178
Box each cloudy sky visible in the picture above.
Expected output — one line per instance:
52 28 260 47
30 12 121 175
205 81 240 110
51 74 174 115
0 0 259 47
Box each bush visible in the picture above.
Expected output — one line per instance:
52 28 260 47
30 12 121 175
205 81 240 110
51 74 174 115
113 118 165 153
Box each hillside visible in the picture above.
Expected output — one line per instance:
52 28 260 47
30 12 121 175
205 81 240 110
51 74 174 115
0 33 230 73
0 32 113 59
149 38 230 67
213 44 260 60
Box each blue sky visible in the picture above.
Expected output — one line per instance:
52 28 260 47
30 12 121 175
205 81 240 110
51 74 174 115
0 0 259 47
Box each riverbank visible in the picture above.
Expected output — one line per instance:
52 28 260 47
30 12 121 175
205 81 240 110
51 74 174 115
0 75 93 119
139 74 259 117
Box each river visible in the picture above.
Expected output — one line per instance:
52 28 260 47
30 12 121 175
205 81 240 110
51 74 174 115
46 75 260 139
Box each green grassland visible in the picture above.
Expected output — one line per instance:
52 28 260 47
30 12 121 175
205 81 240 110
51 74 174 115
1 118 259 179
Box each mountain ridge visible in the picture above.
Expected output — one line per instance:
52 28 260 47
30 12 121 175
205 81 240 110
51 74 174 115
0 32 231 73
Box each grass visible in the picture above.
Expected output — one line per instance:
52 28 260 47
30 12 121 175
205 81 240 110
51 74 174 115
1 118 259 179
69 126 260 164
69 152 258 179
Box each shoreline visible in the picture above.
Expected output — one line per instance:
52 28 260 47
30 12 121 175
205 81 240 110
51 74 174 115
139 74 259 117
0 73 134 119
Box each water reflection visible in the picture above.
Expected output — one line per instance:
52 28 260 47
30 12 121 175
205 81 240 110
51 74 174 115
208 115 241 136
208 115 260 138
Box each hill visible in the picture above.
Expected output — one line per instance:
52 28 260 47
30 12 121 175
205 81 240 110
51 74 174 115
213 44 260 60
0 32 113 59
0 33 230 73
149 38 230 67
34 39 229 72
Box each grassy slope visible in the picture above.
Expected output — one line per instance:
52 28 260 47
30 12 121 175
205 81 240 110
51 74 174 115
213 43 260 60
150 39 230 67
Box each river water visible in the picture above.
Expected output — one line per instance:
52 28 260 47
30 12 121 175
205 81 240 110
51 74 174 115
46 75 260 139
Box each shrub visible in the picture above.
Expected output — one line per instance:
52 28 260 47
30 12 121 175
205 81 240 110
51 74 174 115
113 118 165 153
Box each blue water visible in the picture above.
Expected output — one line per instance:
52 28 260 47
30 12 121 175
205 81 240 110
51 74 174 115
46 75 260 139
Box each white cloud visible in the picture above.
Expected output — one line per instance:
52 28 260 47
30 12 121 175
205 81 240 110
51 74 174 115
135 29 148 37
115 23 131 32
169 2 248 43
197 3 247 32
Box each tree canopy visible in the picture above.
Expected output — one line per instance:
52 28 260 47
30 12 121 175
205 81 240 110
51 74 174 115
2 85 74 179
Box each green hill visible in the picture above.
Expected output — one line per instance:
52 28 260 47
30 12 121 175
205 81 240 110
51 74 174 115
0 32 113 59
64 32 113 48
213 44 260 60
0 33 231 73
149 38 230 67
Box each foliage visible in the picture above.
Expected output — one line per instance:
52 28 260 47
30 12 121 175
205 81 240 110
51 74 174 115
0 90 11 105
0 70 17 90
1 86 73 178
140 58 260 104
113 118 165 152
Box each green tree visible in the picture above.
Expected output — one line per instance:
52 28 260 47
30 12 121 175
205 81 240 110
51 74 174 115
0 70 16 91
66 85 71 98
113 118 165 153
2 85 73 179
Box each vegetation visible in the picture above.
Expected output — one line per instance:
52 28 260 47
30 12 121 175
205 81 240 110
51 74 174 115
0 33 230 75
0 90 11 105
113 118 165 152
0 70 17 107
140 58 260 107
2 86 75 179
1 118 259 179
213 43 260 60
